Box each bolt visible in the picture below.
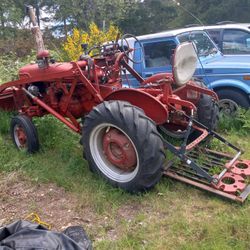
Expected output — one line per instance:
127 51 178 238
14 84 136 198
212 178 219 185
105 126 110 133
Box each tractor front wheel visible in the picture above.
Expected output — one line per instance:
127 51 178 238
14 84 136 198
82 101 165 193
10 115 39 153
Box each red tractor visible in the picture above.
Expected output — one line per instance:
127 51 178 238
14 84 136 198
0 7 249 202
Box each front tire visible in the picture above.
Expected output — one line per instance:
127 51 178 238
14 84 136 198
10 115 39 153
82 101 165 193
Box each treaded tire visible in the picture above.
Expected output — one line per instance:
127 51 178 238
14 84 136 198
197 94 219 131
216 89 250 113
188 94 219 142
82 101 165 193
162 94 219 139
10 115 39 153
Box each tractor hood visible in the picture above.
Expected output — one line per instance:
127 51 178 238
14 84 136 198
19 62 74 80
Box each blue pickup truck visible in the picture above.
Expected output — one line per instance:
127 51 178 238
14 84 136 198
122 27 250 113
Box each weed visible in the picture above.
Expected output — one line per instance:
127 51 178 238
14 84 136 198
0 111 12 134
218 108 250 135
245 176 250 185
209 165 224 175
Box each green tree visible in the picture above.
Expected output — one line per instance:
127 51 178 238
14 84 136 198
118 0 177 35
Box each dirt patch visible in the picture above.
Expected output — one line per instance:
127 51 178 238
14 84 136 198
0 171 142 243
0 172 95 231
117 203 141 221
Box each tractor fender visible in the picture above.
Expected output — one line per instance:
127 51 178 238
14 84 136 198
105 88 168 125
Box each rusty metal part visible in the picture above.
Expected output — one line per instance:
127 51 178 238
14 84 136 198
102 128 137 171
178 125 208 151
165 171 250 203
230 160 250 177
0 89 16 111
215 172 246 194
15 125 27 147
22 88 80 133
164 148 250 203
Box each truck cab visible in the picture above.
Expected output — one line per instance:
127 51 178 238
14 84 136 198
123 27 250 113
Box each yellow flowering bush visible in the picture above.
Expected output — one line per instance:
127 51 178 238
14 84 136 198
63 23 120 61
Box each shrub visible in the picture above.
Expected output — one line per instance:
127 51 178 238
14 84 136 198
0 53 36 83
63 23 120 61
0 49 66 84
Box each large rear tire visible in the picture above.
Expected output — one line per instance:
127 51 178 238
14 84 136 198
82 101 165 193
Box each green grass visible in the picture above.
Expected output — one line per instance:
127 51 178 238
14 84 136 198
0 111 250 249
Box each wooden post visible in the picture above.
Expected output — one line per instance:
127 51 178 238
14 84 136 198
27 6 45 54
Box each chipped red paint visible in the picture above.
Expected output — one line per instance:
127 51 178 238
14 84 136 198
102 128 137 171
15 126 27 147
216 172 246 194
230 160 250 177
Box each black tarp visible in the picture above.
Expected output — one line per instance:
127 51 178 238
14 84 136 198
0 220 92 250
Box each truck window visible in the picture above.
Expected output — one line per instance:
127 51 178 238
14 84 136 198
143 41 176 68
177 32 218 57
206 29 221 46
223 29 250 54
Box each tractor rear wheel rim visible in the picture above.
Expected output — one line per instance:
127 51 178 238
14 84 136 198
89 123 139 183
14 125 27 148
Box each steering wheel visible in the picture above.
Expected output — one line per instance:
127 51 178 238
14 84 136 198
121 34 144 64
87 43 120 58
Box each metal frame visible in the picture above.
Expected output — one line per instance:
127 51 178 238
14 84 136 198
160 113 250 203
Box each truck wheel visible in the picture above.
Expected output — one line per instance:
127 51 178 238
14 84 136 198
216 89 249 114
10 115 39 153
82 101 165 193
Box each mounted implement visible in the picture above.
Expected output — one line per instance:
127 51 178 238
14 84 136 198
0 6 249 202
